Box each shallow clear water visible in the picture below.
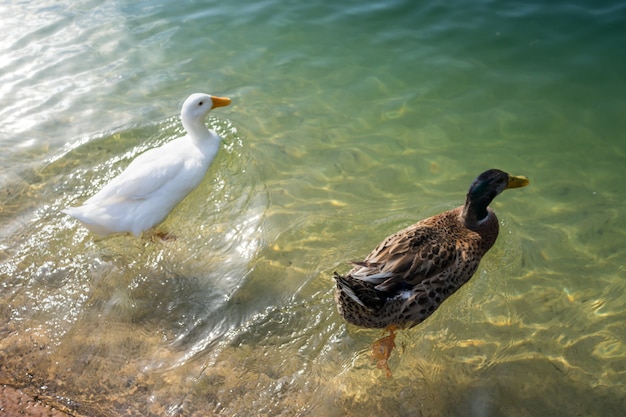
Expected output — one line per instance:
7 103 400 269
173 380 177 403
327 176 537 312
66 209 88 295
1 0 625 415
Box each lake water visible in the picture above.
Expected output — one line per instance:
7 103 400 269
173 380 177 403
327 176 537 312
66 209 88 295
1 0 625 415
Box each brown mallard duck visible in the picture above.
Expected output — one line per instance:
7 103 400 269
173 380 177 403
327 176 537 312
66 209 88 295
334 169 529 329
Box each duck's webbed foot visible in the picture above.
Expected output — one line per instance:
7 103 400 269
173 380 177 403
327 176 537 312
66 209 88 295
372 325 397 378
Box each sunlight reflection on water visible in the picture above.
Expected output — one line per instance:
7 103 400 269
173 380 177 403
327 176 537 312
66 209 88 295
1 0 626 415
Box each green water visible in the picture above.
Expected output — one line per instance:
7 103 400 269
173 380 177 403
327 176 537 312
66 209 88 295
1 0 625 415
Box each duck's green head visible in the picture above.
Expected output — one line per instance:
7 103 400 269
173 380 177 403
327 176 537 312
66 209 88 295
465 169 529 222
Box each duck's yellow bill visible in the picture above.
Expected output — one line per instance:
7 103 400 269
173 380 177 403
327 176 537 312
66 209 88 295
507 175 530 189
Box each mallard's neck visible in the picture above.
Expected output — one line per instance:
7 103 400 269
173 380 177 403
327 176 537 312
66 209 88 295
462 194 491 229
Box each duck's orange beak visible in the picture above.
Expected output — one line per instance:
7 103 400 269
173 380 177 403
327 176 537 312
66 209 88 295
211 96 231 109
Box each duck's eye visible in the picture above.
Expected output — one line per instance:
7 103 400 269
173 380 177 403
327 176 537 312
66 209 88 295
198 101 204 106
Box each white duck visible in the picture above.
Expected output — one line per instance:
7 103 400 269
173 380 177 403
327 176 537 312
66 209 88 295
62 93 231 237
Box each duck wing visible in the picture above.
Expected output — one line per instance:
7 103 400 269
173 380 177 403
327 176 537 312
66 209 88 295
349 220 460 293
84 141 187 205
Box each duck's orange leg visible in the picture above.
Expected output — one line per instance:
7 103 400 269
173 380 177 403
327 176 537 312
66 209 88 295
371 325 397 378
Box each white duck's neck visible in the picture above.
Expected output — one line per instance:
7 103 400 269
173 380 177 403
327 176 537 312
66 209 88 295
182 116 218 145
